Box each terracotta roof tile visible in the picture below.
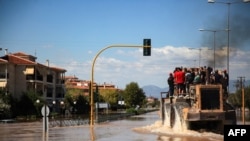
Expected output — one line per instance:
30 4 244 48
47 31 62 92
12 52 29 56
0 58 8 64
8 54 36 65
0 52 66 72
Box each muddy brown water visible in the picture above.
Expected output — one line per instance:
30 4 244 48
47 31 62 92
1 111 246 141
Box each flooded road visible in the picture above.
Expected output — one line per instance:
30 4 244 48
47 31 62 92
0 111 225 141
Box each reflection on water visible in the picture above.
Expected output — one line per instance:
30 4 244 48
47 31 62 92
0 111 248 141
90 126 95 141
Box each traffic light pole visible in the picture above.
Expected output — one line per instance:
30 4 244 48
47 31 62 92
90 44 144 126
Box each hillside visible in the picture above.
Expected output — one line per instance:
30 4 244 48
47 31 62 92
142 85 167 99
142 80 250 99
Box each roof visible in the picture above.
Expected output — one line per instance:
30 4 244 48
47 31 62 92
0 52 66 72
0 58 8 64
50 66 66 72
12 52 37 61
6 54 36 65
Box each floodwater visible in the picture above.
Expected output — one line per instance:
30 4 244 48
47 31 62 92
0 111 229 141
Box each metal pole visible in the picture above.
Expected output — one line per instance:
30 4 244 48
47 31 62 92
188 48 202 67
213 31 216 70
199 29 227 70
227 3 230 93
44 104 47 134
198 49 201 67
90 44 143 126
238 76 245 125
242 87 245 125
207 0 249 93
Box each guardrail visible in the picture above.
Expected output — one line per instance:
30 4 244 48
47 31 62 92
49 113 136 127
49 118 89 127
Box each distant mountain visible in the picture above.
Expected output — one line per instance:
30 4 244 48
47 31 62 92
142 85 168 99
142 80 250 99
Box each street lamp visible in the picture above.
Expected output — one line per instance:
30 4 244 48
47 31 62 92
199 29 227 70
60 101 64 127
189 47 212 68
52 100 56 113
60 101 64 114
188 48 201 67
207 0 250 91
73 101 77 115
193 59 197 68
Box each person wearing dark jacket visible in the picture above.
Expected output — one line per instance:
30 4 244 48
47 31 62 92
168 73 175 97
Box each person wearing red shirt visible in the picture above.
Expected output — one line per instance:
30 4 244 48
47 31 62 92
174 67 185 97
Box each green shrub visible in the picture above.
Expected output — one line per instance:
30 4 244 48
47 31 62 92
126 108 137 114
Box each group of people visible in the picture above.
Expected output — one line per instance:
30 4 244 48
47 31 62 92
167 66 229 97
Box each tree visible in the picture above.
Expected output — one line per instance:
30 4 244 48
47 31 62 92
123 82 146 108
100 89 118 106
65 89 89 115
75 95 89 115
0 90 12 119
14 91 39 117
228 84 250 111
227 92 241 108
65 87 83 99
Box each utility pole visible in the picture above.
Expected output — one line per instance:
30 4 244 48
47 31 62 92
237 76 245 125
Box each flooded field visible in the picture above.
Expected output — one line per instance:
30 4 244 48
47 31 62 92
0 111 247 141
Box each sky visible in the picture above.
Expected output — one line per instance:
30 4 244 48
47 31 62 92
0 0 250 89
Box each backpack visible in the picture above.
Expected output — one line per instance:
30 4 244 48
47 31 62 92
185 73 192 83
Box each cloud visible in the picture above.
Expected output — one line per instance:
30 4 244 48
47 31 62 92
61 45 250 89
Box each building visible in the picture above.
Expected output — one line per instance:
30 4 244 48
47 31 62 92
65 75 90 96
0 51 66 106
65 75 119 97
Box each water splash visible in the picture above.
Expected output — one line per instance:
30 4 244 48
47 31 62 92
172 105 184 132
163 103 171 128
172 104 188 132
133 120 223 141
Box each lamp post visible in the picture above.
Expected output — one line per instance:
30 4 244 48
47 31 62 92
52 100 56 113
60 101 64 127
188 47 212 68
193 59 197 68
199 29 227 70
207 0 250 90
73 101 77 116
189 48 201 67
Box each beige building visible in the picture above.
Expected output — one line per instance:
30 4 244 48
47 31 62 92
65 75 118 97
0 52 66 105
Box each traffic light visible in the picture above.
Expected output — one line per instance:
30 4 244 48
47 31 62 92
143 39 151 56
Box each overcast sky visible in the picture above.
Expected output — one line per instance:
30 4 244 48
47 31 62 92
1 0 250 89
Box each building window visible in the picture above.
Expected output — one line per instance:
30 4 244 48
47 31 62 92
47 87 53 97
47 75 53 83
